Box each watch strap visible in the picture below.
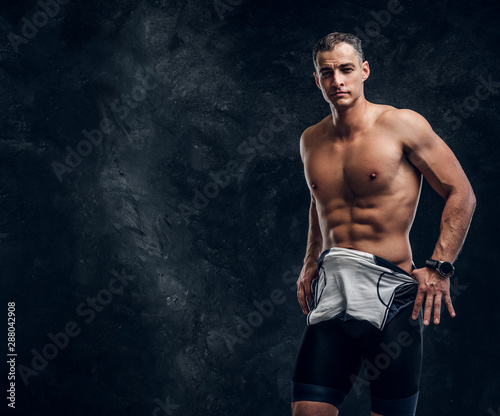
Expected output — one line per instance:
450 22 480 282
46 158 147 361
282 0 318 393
425 259 439 269
425 259 454 277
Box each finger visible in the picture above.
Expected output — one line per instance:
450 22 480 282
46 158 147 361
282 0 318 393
412 291 424 320
297 291 307 315
297 283 308 315
443 293 456 318
423 291 434 326
305 281 313 306
433 294 442 324
297 289 306 314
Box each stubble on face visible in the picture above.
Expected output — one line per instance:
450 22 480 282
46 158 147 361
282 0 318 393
314 43 367 109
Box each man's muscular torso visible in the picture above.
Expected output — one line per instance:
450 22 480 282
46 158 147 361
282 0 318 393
301 104 422 273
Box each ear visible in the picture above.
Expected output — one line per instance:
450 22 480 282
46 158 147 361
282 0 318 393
362 61 370 82
313 71 321 89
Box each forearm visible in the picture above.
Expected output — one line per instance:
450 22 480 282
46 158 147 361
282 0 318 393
303 199 323 265
431 187 476 263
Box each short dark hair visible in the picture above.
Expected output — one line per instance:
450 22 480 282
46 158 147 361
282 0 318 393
312 32 365 70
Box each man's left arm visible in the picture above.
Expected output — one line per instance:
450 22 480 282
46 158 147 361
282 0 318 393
398 109 476 326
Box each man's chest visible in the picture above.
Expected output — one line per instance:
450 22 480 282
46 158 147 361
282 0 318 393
303 135 407 199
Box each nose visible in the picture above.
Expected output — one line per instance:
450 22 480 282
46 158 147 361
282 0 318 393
331 72 344 89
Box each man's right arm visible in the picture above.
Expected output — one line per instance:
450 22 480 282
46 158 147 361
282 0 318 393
297 196 323 314
303 196 323 266
297 129 324 314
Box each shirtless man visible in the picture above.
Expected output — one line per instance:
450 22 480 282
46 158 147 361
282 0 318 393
291 33 476 416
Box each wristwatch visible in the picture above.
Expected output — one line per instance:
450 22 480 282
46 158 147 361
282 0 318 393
425 259 455 278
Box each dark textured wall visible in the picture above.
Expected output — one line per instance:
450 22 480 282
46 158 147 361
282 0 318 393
1 0 499 415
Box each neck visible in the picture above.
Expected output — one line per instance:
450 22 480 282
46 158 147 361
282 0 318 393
330 95 370 138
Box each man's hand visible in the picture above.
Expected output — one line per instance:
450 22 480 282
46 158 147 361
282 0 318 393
411 267 456 325
297 261 319 314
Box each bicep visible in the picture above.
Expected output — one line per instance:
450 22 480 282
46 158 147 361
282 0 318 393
308 194 322 235
403 113 470 200
299 130 308 163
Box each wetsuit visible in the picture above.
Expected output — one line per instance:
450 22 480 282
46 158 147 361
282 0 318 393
291 247 423 416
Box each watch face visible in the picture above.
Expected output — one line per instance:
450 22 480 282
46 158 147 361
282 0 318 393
439 262 454 275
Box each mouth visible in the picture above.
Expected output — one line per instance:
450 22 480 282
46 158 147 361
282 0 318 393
331 91 348 97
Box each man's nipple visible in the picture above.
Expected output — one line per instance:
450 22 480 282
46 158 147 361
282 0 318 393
311 183 317 189
370 173 377 179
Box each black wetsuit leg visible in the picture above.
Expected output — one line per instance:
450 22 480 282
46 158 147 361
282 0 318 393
291 304 423 414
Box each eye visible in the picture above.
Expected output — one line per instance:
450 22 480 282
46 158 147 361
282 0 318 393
321 71 332 78
342 68 353 73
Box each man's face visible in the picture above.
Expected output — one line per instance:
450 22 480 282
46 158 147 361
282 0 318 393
314 42 370 109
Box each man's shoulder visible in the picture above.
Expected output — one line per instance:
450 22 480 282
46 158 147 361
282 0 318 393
375 106 429 129
300 114 331 142
299 115 331 161
375 105 437 151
